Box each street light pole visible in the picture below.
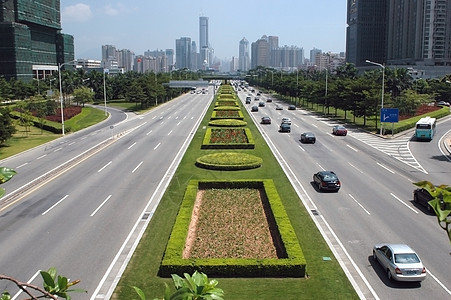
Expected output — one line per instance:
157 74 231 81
103 69 108 116
58 59 77 135
365 59 385 135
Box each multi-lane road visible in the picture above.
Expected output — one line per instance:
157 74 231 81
238 87 451 300
0 84 449 299
0 89 214 299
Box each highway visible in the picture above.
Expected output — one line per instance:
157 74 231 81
0 89 214 299
238 87 451 300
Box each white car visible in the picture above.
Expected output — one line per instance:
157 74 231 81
281 117 291 125
372 243 426 282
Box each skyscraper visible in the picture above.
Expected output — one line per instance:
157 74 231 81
0 0 74 81
199 16 209 68
251 36 270 68
175 37 192 69
239 37 250 71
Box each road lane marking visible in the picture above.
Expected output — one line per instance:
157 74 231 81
68 141 75 146
90 195 112 217
298 145 306 152
98 161 112 173
11 270 41 300
168 130 173 136
154 143 161 150
348 163 364 174
36 154 47 160
348 194 371 215
346 144 358 152
377 162 395 174
127 142 136 150
53 147 62 152
146 130 152 135
16 162 28 169
177 121 181 126
132 161 143 173
390 193 418 214
42 195 69 215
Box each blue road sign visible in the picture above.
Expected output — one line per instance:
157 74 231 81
380 108 399 123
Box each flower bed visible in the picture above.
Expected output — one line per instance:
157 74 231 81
201 128 254 149
159 180 306 277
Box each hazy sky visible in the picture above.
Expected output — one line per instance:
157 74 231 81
61 0 347 61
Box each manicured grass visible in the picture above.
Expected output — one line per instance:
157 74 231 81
0 107 108 160
112 90 359 299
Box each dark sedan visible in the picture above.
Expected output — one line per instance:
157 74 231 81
261 116 271 124
279 123 291 133
313 171 341 192
300 132 316 143
251 106 258 112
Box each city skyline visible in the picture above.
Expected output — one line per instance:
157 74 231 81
61 0 347 61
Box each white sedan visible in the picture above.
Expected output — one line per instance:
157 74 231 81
372 243 426 282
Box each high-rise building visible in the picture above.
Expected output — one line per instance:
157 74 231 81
346 0 387 67
175 37 192 69
239 37 250 71
251 36 271 68
347 0 451 72
199 16 209 67
0 0 74 81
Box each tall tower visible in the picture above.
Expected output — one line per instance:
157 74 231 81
199 16 209 68
175 37 192 69
239 37 250 71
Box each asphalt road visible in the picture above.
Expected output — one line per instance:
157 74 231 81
0 89 214 299
239 87 451 300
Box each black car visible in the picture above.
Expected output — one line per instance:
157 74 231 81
313 171 341 192
300 132 316 143
288 104 296 110
279 123 291 133
259 101 265 107
266 98 273 102
251 105 258 112
261 116 271 124
413 188 451 214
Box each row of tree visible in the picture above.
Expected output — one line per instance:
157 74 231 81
246 64 451 128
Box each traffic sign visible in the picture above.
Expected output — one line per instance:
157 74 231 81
380 108 399 123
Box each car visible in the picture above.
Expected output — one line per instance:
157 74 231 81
372 243 426 282
300 132 316 143
437 101 450 106
266 98 273 102
313 171 340 192
279 123 291 133
281 117 291 125
254 96 260 101
251 106 258 112
332 125 347 136
275 105 283 110
414 187 451 214
259 101 265 107
288 104 296 110
245 99 251 104
261 116 271 124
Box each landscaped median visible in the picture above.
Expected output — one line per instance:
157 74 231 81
113 83 359 300
160 179 306 277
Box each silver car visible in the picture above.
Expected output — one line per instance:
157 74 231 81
372 243 426 282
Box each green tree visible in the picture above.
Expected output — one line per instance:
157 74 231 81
126 81 147 109
133 271 224 300
393 89 433 115
413 181 451 244
0 166 16 198
73 86 94 107
0 108 16 144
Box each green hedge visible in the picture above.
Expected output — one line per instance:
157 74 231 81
385 106 450 134
213 105 240 111
210 110 244 120
208 119 247 127
159 180 306 277
10 111 64 134
201 127 255 149
195 152 263 170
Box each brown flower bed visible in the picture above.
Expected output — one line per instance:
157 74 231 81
399 104 441 120
45 106 82 122
183 188 278 259
209 128 248 144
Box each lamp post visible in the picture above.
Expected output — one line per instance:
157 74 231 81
103 69 108 116
365 59 385 135
58 59 77 135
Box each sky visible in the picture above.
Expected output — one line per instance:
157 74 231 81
61 0 347 61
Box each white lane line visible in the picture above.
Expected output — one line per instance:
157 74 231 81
390 193 418 214
428 269 451 296
167 130 173 136
16 162 28 169
132 161 143 173
298 145 306 152
91 195 112 217
128 142 137 150
36 154 47 160
146 130 152 136
154 142 161 150
177 121 181 126
42 195 69 215
348 163 364 174
68 142 75 146
346 144 358 152
11 270 41 300
377 162 395 174
53 147 62 152
98 161 112 173
348 194 371 215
